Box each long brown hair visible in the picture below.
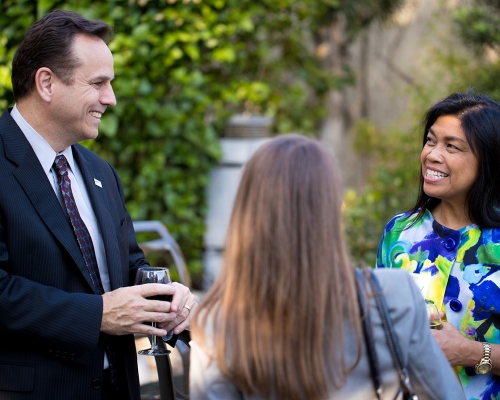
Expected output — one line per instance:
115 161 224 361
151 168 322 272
192 134 362 400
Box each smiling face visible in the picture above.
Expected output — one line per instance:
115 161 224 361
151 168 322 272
50 34 116 148
421 115 480 208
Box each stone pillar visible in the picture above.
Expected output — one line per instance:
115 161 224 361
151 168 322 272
202 116 272 289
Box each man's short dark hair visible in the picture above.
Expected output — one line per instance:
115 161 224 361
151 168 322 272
12 10 113 101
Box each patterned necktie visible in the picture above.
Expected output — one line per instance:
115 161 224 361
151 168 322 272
53 154 104 295
53 155 119 390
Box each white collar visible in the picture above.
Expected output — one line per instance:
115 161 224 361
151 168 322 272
10 105 75 172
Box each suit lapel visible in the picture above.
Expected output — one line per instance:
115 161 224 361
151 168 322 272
0 110 97 291
73 146 124 290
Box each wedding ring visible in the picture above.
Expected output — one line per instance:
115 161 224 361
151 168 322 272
183 304 192 312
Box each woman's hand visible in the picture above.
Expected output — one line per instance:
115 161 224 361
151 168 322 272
431 321 483 367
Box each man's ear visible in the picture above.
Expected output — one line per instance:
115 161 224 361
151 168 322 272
34 67 55 102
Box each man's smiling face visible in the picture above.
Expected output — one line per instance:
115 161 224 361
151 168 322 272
51 34 116 147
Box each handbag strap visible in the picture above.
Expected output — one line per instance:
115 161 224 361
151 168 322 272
356 269 383 400
357 268 418 400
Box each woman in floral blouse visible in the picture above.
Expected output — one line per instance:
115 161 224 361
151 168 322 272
377 91 500 400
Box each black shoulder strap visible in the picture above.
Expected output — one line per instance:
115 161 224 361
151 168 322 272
367 270 417 400
356 269 383 400
357 268 418 400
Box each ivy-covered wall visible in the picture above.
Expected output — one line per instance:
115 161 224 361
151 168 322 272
1 0 353 286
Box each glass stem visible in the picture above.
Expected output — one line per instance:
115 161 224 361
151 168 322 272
150 322 159 350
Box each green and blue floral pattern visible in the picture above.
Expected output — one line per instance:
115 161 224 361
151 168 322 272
377 209 500 400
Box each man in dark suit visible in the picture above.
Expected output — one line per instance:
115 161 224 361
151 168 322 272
0 10 197 399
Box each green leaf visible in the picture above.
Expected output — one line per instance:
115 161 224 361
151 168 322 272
212 47 236 62
99 113 119 138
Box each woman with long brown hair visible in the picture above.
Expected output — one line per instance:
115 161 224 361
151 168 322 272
190 134 463 400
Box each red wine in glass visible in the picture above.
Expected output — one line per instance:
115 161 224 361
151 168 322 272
134 267 172 356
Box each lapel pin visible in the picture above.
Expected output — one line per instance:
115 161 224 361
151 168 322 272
94 178 102 188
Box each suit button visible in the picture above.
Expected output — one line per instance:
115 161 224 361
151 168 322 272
70 354 76 361
55 350 60 357
62 352 67 359
48 350 53 356
91 379 102 389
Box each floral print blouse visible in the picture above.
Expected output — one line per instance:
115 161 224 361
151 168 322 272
377 209 500 400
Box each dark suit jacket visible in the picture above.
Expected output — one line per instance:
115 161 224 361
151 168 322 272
0 108 148 399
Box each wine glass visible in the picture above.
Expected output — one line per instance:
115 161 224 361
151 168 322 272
425 299 443 330
135 266 172 356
